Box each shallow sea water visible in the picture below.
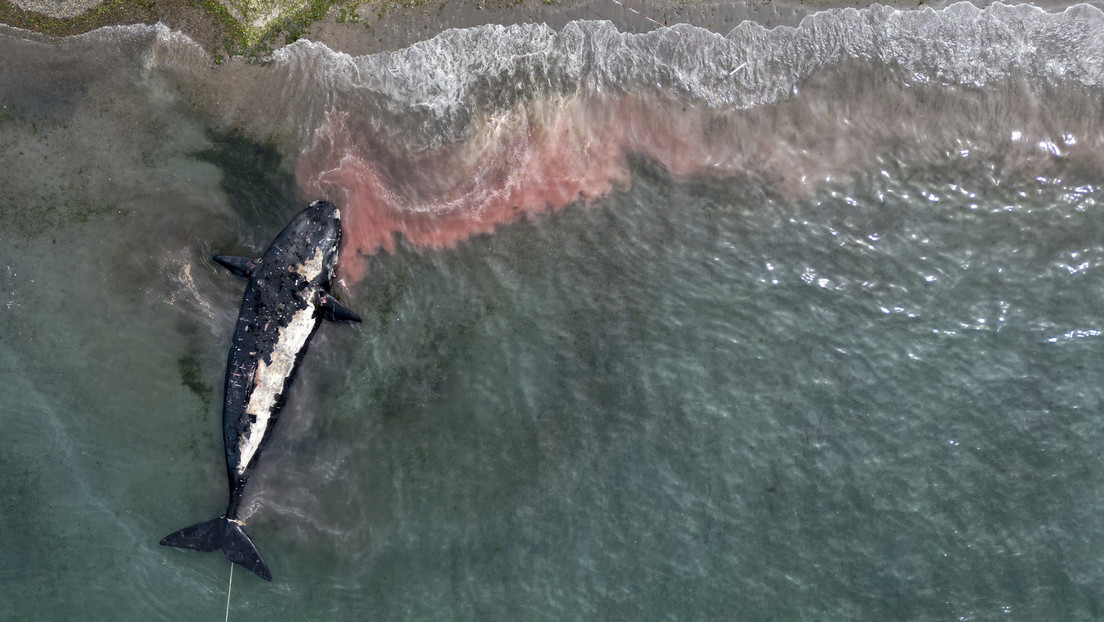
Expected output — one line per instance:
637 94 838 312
5 3 1104 620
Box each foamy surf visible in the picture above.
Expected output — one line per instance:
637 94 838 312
266 3 1104 279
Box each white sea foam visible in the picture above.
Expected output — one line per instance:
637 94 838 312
259 3 1104 130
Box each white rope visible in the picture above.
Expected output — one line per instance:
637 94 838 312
224 563 234 622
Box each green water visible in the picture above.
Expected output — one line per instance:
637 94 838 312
6 6 1104 620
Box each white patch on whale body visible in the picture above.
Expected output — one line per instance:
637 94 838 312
236 298 317 474
294 244 326 281
235 245 330 475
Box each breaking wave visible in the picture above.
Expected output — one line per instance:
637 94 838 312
139 3 1104 281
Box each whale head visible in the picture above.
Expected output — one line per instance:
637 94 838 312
265 200 343 287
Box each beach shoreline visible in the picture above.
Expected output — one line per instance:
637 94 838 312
2 0 1099 58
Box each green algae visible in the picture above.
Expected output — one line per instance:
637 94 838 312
0 0 359 58
177 351 212 412
193 129 297 226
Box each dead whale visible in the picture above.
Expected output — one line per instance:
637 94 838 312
161 200 361 581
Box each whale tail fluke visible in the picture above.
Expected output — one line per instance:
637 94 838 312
160 517 272 581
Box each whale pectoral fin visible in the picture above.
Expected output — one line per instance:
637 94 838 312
212 255 259 278
318 293 362 323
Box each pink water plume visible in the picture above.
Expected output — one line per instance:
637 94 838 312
295 83 986 283
295 94 756 283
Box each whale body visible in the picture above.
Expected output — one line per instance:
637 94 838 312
160 200 361 581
